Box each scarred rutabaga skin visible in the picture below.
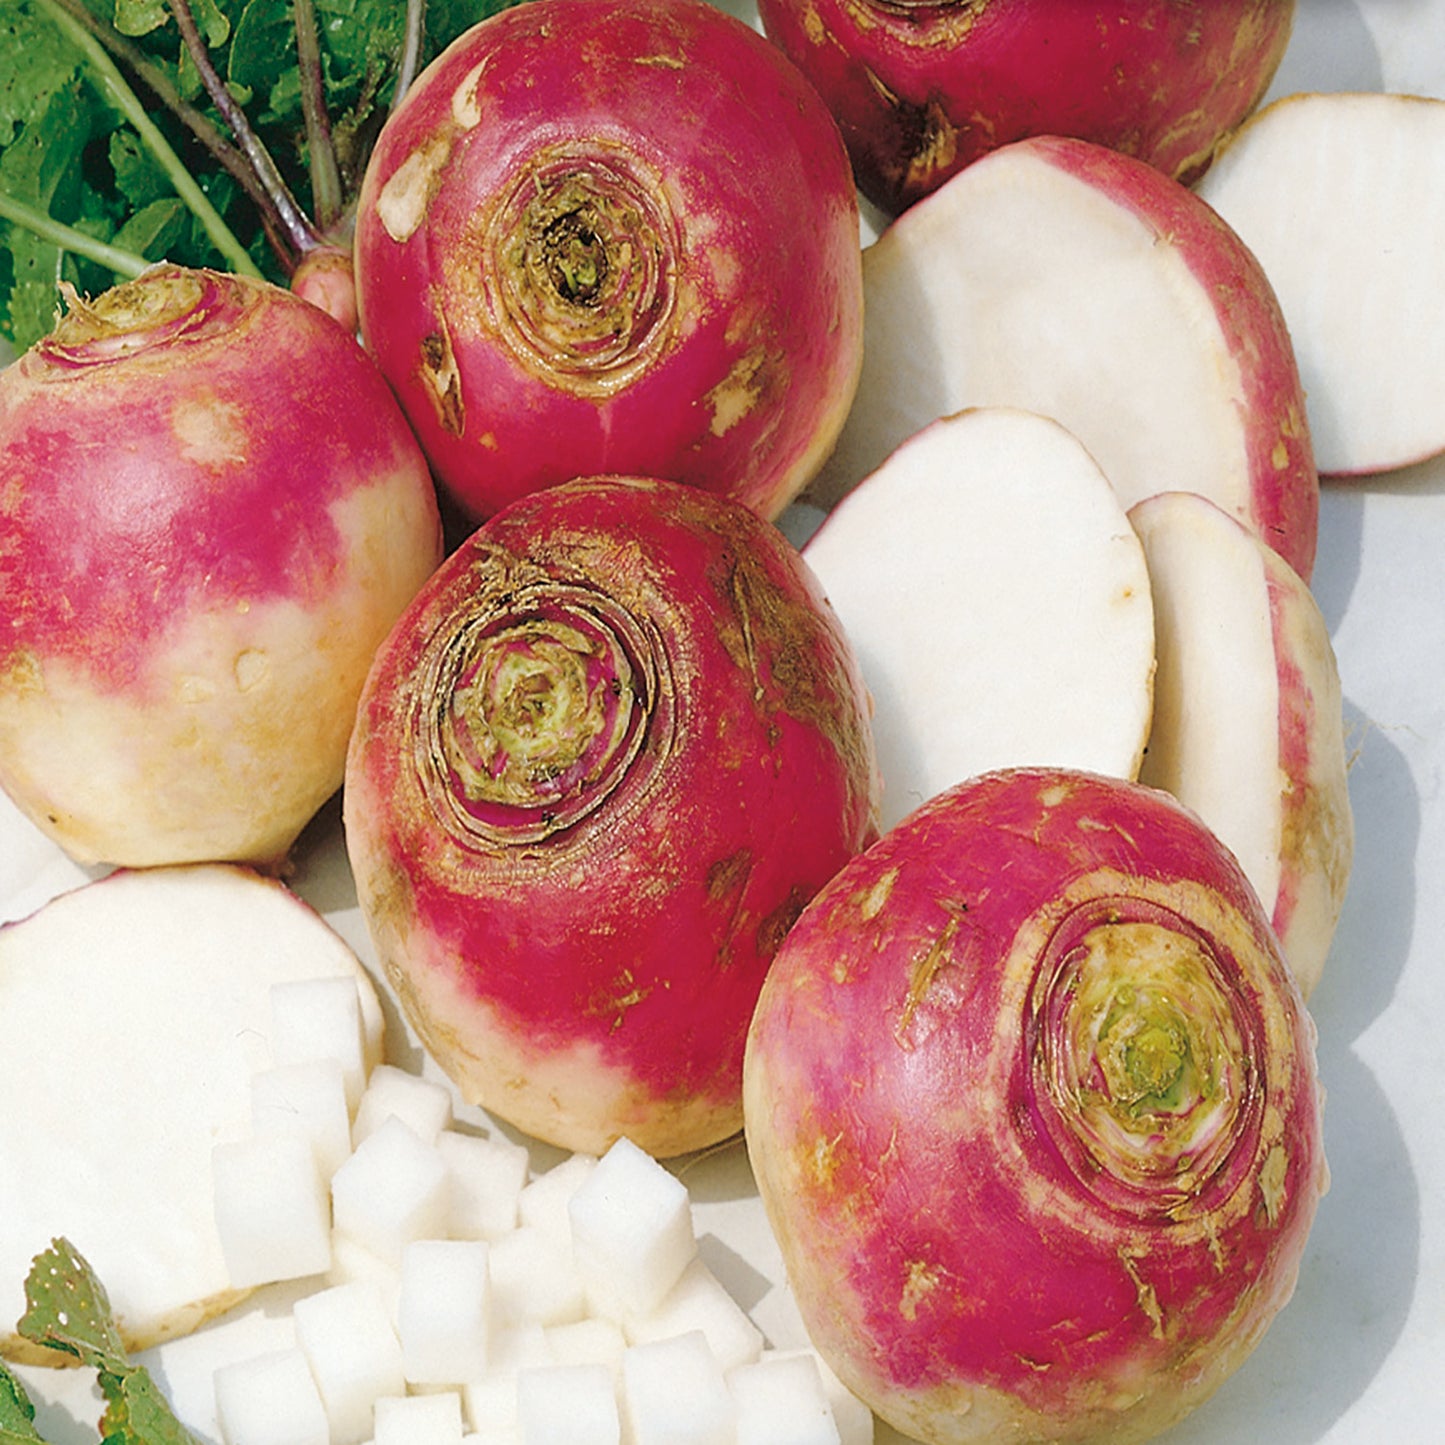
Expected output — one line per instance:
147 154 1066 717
352 0 863 524
344 476 881 1158
743 767 1327 1445
0 266 444 869
757 0 1295 215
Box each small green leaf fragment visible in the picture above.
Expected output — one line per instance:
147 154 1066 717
15 1239 204 1445
0 1362 45 1443
17 1237 128 1370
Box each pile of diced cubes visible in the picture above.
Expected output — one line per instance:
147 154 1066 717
208 977 873 1445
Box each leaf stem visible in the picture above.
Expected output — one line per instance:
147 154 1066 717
46 0 294 265
393 0 429 112
166 0 323 269
0 194 154 280
292 0 345 231
35 0 262 279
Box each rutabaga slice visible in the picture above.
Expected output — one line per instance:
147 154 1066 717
1130 491 1354 997
0 863 385 1364
808 133 1320 581
1195 91 1445 477
802 407 1155 832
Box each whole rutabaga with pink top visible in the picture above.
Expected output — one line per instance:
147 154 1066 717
351 0 864 525
343 475 881 1159
743 766 1327 1445
0 265 443 869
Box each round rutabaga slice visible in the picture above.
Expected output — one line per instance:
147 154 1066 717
1195 91 1445 477
802 407 1155 832
1130 491 1354 997
809 133 1320 581
0 864 385 1364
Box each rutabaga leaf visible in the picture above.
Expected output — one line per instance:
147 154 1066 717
0 0 83 147
111 195 188 257
0 1364 45 1444
109 128 174 211
112 0 168 38
114 0 231 47
17 1237 130 1368
16 1239 204 1445
0 77 114 348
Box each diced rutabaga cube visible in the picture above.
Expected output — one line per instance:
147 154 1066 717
516 1362 621 1445
462 1372 519 1438
517 1152 598 1243
728 1352 842 1445
488 1223 587 1327
292 1279 405 1445
373 1390 465 1445
251 1058 353 1181
464 1427 524 1445
214 1346 329 1445
765 1351 875 1445
621 1331 736 1445
326 1231 401 1318
464 1429 523 1445
212 1132 331 1288
437 1129 530 1241
268 976 372 1112
461 1324 554 1432
331 1115 450 1263
352 1063 453 1147
544 1316 628 1383
569 1136 696 1321
397 1238 491 1385
624 1256 764 1373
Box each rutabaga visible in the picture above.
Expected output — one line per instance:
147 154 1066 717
0 265 444 870
352 0 863 524
743 766 1327 1445
756 0 1294 215
809 134 1320 583
343 475 881 1158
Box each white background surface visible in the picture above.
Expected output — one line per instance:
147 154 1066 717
4 2 1445 1441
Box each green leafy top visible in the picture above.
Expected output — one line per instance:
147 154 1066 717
1 1238 201 1444
0 0 514 350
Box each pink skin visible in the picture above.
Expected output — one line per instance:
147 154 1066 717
352 0 863 525
344 476 881 1158
743 767 1326 1445
756 0 1295 216
0 266 444 868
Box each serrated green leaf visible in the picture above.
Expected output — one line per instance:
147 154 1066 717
111 0 167 39
17 1240 204 1445
18 1237 129 1370
0 1362 45 1444
108 127 171 208
0 0 84 146
227 0 289 93
111 194 186 256
1 235 67 350
97 1370 205 1445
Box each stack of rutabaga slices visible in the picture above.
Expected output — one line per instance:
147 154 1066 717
0 861 870 1445
792 123 1379 1001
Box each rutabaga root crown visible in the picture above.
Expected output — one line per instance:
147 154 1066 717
743 766 1327 1445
